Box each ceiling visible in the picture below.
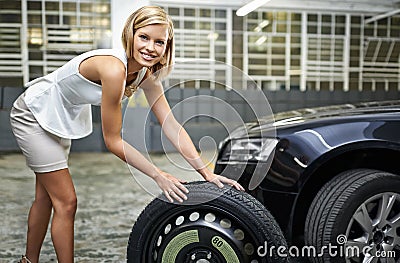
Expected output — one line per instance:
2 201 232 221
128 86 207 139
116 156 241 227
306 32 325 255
154 0 400 14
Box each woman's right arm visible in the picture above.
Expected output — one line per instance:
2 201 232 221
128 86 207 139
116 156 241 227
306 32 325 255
97 57 188 202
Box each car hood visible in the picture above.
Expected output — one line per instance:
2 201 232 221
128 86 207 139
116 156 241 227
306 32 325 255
229 100 400 139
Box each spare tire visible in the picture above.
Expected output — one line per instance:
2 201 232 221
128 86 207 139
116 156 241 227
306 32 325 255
127 182 289 263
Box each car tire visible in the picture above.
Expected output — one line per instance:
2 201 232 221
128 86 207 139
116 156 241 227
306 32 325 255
305 169 400 263
127 181 290 263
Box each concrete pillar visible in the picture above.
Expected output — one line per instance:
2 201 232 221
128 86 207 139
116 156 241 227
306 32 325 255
300 11 307 92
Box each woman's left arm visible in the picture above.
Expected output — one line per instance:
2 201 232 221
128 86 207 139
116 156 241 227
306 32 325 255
142 78 244 191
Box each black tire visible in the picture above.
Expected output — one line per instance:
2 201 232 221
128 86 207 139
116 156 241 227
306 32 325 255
127 182 290 263
305 169 400 263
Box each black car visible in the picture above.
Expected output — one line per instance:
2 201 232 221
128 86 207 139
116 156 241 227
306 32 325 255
214 100 400 262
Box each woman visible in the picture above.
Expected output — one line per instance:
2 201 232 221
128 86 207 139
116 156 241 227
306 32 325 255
11 6 244 263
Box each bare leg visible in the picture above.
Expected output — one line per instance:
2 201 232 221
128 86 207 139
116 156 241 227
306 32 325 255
25 177 53 263
35 168 77 263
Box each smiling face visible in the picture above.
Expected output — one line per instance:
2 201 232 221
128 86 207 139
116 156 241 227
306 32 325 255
133 24 168 68
122 6 175 78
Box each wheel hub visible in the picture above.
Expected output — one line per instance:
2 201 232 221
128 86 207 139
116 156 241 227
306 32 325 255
372 229 384 244
369 225 396 253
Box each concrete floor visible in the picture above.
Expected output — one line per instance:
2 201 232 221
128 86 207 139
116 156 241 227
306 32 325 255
0 151 210 262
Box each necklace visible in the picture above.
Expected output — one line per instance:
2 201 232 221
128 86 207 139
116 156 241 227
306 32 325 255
127 71 137 76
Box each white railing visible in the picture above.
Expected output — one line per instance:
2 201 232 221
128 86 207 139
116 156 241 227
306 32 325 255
0 24 23 77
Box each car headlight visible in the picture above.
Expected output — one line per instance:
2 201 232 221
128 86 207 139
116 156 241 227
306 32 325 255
220 138 278 162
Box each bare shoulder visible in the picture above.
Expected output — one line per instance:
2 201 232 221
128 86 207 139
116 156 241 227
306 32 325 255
97 56 126 82
79 55 126 84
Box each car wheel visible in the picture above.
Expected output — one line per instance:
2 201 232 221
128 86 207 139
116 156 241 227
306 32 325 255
305 169 400 263
127 182 289 263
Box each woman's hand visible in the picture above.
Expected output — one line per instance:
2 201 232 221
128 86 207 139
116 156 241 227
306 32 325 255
153 170 189 203
203 173 245 191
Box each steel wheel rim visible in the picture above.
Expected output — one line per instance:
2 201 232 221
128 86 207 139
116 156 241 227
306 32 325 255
143 205 265 263
345 192 400 263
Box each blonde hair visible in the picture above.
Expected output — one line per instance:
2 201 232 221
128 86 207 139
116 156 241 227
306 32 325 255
122 6 175 97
